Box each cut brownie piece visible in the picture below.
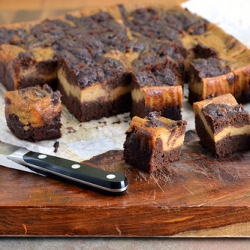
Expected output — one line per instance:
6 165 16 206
57 56 132 122
0 44 58 91
182 21 250 104
4 84 62 142
123 112 187 173
0 18 73 91
128 38 185 122
55 11 133 122
130 66 183 121
193 93 250 158
188 57 233 103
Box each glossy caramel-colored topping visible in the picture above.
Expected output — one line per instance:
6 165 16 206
143 85 183 108
126 112 186 151
4 84 62 129
193 93 238 115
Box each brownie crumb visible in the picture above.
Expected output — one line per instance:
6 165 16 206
53 141 59 153
66 126 76 133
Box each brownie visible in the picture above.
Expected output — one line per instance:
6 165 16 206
57 55 132 122
130 66 182 120
188 57 233 103
123 112 187 172
4 84 62 142
0 43 58 91
193 94 250 157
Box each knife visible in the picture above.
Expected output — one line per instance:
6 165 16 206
0 141 128 195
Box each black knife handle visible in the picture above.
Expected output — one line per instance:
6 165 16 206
22 151 128 195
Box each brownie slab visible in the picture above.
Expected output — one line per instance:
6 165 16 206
0 4 250 125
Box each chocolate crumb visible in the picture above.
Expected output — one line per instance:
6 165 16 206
112 120 121 124
53 141 59 153
66 126 76 133
98 121 107 125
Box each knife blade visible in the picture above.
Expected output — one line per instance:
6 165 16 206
0 141 128 195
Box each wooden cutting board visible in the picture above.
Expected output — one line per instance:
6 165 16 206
1 130 250 237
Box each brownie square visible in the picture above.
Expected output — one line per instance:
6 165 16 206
123 112 186 172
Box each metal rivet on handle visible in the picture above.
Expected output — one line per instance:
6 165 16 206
106 174 116 179
38 154 47 159
71 164 81 169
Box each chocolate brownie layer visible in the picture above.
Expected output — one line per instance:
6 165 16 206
131 98 182 121
58 77 132 122
124 135 183 173
6 114 61 142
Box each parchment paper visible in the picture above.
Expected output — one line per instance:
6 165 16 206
0 0 249 163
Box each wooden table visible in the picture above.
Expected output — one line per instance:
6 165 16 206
1 130 250 236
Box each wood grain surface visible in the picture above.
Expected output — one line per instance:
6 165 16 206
1 130 250 236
